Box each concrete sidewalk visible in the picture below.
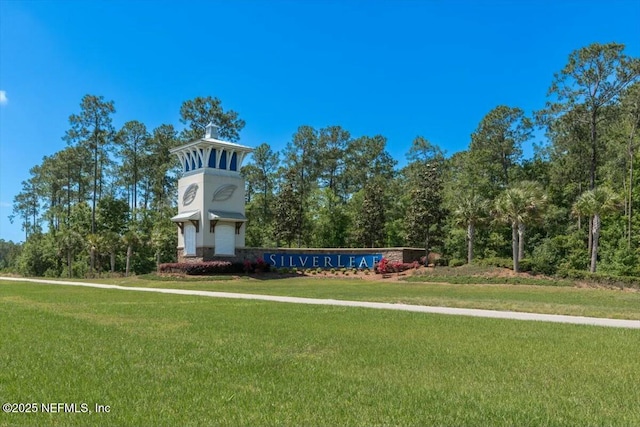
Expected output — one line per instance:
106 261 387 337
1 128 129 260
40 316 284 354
2 277 640 329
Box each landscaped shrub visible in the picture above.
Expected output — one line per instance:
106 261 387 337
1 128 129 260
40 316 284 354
556 269 640 289
477 257 513 269
158 261 234 275
375 258 419 274
242 257 271 274
449 258 465 267
518 258 532 272
434 257 448 267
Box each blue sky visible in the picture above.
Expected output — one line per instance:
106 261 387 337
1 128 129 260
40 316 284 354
1 0 639 243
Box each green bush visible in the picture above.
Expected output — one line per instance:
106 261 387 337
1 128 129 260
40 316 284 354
518 258 532 272
530 238 561 275
449 258 465 268
556 269 640 289
434 257 448 267
477 257 513 269
158 261 234 275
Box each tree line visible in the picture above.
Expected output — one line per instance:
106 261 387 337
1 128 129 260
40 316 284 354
4 42 640 278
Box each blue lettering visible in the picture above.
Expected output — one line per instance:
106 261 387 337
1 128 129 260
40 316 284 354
263 253 383 269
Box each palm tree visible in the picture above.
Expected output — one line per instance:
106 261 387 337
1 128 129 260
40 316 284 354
122 230 139 277
101 231 121 273
57 228 83 277
514 181 547 260
494 181 547 272
572 187 621 273
86 233 101 277
452 194 488 264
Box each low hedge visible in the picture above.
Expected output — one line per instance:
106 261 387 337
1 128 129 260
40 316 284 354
159 259 272 275
375 258 420 274
158 261 235 275
476 257 514 269
557 269 640 289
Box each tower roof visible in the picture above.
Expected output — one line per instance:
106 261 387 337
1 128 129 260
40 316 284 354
170 126 253 174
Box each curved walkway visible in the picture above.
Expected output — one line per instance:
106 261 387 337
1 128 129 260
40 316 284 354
3 277 640 329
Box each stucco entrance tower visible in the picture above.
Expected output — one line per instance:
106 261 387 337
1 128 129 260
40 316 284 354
170 123 253 261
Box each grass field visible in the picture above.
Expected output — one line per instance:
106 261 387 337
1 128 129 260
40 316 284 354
91 274 640 320
1 278 640 426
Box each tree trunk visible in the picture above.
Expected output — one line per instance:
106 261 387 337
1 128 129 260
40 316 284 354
588 216 593 256
629 141 634 249
424 232 430 264
110 252 116 273
467 222 475 264
512 222 519 273
590 214 601 273
589 110 597 190
67 250 72 278
92 132 98 234
90 246 96 277
518 222 525 261
126 245 132 277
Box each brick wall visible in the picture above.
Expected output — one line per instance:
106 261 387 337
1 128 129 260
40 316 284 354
178 247 426 267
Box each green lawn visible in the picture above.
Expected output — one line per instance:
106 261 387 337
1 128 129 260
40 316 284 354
93 274 640 320
1 280 639 426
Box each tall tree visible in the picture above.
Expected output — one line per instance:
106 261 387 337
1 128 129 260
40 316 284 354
617 83 640 249
11 174 41 240
542 42 640 190
317 126 350 197
150 207 178 266
494 181 547 272
116 120 150 210
64 94 116 234
344 135 396 196
404 137 446 255
544 105 592 208
283 126 321 246
179 96 245 142
514 181 547 260
242 143 280 246
572 187 621 273
405 163 446 256
249 143 280 221
273 169 299 247
351 179 387 248
469 105 532 194
310 188 350 248
452 193 488 264
406 135 446 164
146 124 180 211
0 239 21 271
